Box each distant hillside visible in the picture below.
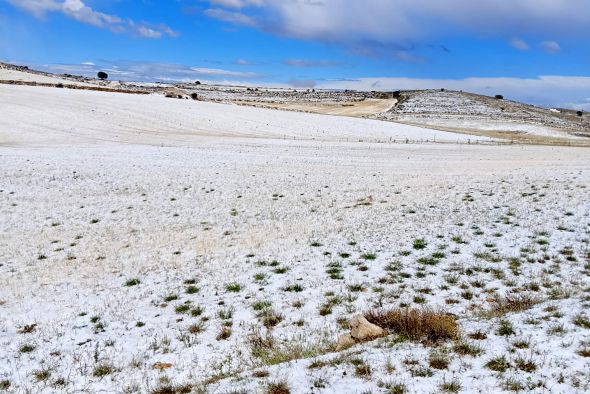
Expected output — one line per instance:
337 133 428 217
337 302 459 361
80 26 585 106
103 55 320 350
373 89 589 142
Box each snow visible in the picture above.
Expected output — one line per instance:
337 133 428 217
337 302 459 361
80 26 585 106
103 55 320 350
379 90 589 140
0 68 96 87
0 85 487 147
1 84 589 394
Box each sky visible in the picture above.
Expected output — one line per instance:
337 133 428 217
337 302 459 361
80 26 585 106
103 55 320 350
1 0 589 109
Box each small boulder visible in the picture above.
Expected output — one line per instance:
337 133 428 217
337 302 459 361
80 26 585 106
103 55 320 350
335 333 356 351
350 315 385 341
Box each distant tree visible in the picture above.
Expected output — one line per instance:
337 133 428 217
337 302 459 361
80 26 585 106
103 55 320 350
55 83 64 88
440 88 445 92
495 94 504 100
577 110 584 117
97 71 108 80
195 81 201 85
190 93 198 100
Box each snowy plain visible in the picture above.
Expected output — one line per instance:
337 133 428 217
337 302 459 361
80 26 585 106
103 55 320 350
0 84 589 394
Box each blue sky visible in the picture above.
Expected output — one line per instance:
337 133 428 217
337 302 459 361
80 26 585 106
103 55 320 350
1 0 589 109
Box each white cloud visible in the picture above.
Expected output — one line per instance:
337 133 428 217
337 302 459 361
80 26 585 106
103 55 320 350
283 59 342 68
206 0 589 50
210 0 265 9
190 67 261 78
540 41 561 53
204 8 257 27
7 0 178 38
510 38 529 51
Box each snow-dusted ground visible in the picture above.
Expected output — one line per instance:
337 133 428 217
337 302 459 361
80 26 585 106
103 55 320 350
0 68 96 87
0 85 485 147
1 85 589 394
378 90 589 140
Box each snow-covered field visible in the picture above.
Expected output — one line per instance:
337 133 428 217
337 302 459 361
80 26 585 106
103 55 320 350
0 67 96 87
1 84 589 394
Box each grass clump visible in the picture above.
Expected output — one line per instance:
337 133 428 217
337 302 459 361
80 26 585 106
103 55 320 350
266 379 290 394
216 326 232 340
453 341 483 356
150 384 193 394
440 378 462 393
92 362 114 377
124 278 140 287
497 319 515 336
185 286 199 294
19 344 36 353
573 314 590 329
248 328 331 366
282 283 304 292
225 283 242 293
361 252 377 260
485 356 511 372
365 308 459 344
485 294 540 317
413 239 427 250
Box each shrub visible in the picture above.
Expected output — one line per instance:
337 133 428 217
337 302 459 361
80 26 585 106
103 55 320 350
97 71 108 80
495 94 504 100
190 93 198 100
365 308 459 343
577 110 584 117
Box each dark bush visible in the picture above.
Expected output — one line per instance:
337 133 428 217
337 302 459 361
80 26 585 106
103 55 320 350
190 93 198 100
55 83 64 88
97 71 108 80
495 94 504 100
195 80 201 85
577 111 584 117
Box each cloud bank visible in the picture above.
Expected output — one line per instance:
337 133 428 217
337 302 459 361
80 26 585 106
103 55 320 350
7 0 177 38
205 0 587 56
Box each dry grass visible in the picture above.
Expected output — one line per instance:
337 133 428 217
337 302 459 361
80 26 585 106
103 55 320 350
484 294 541 318
364 308 459 344
150 384 193 394
266 379 290 394
247 328 333 366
